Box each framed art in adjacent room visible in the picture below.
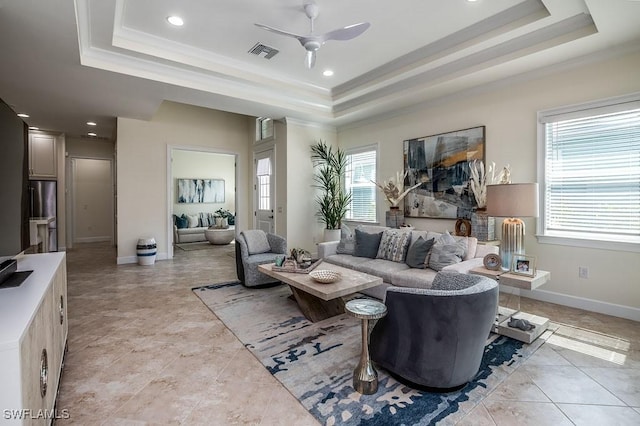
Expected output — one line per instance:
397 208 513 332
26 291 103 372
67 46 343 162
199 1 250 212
403 126 485 219
177 178 225 203
511 254 536 277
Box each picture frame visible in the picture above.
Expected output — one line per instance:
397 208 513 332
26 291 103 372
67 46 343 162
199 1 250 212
511 254 536 277
454 218 472 237
177 178 225 203
403 126 485 219
483 253 502 271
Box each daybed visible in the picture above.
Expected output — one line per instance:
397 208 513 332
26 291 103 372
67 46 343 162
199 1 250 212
317 224 498 300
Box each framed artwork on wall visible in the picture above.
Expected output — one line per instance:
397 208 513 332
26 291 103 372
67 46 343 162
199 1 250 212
177 178 225 203
403 126 485 219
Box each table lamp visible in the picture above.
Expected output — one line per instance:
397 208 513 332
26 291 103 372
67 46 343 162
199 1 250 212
485 183 539 271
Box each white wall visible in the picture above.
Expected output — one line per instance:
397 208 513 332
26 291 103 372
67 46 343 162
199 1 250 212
338 51 640 319
171 150 235 217
116 101 250 263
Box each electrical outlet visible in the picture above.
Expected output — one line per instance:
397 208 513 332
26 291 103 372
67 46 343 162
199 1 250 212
578 266 589 279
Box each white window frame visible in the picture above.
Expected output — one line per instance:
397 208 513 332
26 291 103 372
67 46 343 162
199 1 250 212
344 145 378 224
255 117 274 142
536 92 640 253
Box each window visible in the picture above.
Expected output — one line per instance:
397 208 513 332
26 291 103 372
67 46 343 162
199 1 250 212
256 157 271 210
538 94 640 251
345 148 377 222
256 117 274 141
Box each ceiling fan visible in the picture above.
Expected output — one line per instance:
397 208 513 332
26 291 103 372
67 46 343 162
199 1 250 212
255 0 371 69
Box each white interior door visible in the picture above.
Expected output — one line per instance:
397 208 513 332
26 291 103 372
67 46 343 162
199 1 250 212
71 158 114 243
254 149 274 233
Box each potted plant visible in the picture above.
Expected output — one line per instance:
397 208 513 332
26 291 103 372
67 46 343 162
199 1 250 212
214 208 232 228
311 140 352 242
372 171 422 228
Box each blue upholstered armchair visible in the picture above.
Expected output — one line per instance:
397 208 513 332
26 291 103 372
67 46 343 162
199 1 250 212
235 230 287 287
369 271 498 390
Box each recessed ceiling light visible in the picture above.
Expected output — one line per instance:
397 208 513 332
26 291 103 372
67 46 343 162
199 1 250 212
467 0 479 2
323 69 334 77
87 121 97 126
167 16 184 26
29 127 39 130
87 132 97 137
17 113 29 118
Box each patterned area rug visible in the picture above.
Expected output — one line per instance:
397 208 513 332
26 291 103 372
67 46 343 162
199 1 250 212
193 281 545 425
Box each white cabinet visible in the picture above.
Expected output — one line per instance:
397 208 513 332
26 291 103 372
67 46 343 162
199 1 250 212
29 135 56 179
0 253 67 425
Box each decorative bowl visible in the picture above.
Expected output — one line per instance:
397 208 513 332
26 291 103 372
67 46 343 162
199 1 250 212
309 270 341 284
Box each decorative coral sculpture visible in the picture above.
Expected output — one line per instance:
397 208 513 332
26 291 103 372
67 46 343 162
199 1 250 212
372 171 422 208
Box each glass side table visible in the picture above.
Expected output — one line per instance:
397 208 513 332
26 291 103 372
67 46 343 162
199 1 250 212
345 299 387 395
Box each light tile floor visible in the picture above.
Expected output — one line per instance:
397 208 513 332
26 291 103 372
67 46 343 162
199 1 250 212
56 242 640 425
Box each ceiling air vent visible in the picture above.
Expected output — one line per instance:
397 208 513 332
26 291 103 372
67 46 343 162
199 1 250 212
248 43 279 59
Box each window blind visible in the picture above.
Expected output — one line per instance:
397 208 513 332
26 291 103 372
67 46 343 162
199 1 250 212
544 108 640 243
345 149 377 222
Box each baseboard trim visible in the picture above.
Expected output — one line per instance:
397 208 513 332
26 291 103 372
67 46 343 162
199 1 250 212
75 237 112 243
117 252 168 265
521 288 640 322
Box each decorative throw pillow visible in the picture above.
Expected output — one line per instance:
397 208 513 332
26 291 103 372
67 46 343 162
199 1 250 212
405 236 435 269
376 229 412 263
242 230 271 255
187 214 200 228
336 224 355 255
353 229 383 259
175 214 188 229
428 231 466 271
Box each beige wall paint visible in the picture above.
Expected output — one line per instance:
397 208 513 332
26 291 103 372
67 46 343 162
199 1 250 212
285 120 337 254
172 150 235 217
338 51 640 317
116 101 250 263
66 137 115 159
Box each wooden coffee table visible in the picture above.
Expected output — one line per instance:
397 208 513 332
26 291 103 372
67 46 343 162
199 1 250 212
258 262 383 322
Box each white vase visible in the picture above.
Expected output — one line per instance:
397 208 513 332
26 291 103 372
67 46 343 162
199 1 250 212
323 229 341 242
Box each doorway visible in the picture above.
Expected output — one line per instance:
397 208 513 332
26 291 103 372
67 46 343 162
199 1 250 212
167 147 238 259
69 158 115 244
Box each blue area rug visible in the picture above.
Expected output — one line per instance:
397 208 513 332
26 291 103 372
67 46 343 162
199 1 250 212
194 281 544 425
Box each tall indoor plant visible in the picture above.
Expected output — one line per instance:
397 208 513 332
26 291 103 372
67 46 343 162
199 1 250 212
311 140 352 241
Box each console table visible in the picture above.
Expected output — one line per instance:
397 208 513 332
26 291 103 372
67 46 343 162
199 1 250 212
471 267 550 343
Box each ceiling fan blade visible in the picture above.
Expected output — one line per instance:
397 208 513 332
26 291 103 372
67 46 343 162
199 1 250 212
254 23 304 41
305 50 316 69
320 22 371 42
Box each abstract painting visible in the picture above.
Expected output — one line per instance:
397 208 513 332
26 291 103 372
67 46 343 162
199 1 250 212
177 178 224 203
403 126 485 219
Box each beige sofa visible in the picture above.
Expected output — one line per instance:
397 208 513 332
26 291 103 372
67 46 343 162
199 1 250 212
317 225 498 300
174 225 209 243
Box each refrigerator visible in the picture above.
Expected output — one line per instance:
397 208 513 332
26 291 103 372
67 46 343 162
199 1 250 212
29 180 57 252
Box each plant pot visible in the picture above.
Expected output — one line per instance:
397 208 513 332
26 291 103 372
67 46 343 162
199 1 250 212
323 229 341 242
385 207 404 228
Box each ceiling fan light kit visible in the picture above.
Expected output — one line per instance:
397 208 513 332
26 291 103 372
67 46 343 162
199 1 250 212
255 0 370 69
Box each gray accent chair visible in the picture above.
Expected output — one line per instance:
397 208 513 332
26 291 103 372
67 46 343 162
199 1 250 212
369 271 498 390
236 230 287 287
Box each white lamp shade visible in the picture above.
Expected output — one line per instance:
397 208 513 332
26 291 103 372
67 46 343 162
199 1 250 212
485 183 539 218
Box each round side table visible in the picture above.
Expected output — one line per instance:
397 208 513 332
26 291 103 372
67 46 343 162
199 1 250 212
345 298 387 395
